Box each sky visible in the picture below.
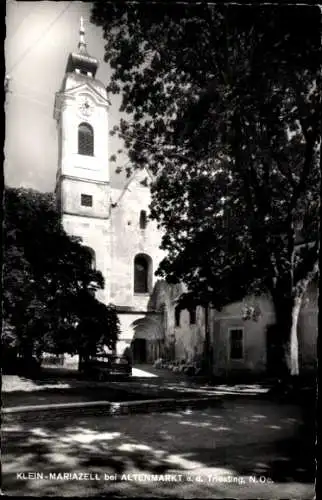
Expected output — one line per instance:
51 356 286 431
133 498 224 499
5 0 127 192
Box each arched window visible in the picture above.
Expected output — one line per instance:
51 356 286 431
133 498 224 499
134 254 152 294
139 210 147 230
78 122 94 156
83 246 96 270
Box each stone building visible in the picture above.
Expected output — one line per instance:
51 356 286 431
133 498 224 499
54 20 317 372
209 280 318 377
153 281 317 376
54 19 166 364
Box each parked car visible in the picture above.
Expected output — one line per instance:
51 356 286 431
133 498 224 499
79 354 132 381
185 365 196 376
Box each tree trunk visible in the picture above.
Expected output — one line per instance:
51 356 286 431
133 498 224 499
272 293 303 379
78 350 90 371
20 340 34 360
287 296 302 376
203 303 212 378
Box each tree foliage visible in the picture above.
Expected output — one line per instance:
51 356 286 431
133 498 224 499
92 4 320 375
3 187 120 361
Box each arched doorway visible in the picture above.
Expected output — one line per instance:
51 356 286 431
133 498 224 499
130 316 164 364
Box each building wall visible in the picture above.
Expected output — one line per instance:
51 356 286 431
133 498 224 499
62 214 110 305
109 173 165 314
60 177 110 220
147 281 199 361
57 85 110 185
211 285 318 375
147 281 317 373
56 75 111 307
116 311 164 362
298 281 318 371
298 310 318 371
173 306 205 362
59 110 110 183
211 295 273 375
107 172 166 361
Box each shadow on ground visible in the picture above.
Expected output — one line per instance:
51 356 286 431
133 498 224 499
2 385 161 408
3 368 192 408
2 399 316 498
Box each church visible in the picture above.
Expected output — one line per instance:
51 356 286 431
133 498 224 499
53 20 317 374
54 19 170 364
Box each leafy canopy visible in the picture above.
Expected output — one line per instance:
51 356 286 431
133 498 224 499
91 4 320 308
3 187 120 356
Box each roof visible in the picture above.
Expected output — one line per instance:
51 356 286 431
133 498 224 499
110 166 155 207
65 50 99 77
60 72 108 100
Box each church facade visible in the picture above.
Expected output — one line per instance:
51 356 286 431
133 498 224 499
54 22 317 373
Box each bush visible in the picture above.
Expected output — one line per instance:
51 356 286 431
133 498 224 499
2 348 19 374
153 358 164 368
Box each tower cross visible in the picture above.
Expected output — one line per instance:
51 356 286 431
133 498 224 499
78 16 87 52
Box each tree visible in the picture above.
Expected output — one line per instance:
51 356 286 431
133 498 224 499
91 4 320 377
3 187 120 367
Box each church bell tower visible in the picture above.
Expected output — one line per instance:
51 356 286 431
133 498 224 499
54 18 111 304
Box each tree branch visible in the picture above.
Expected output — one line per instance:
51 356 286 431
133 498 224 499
287 72 320 212
271 152 297 189
202 2 231 87
289 134 318 213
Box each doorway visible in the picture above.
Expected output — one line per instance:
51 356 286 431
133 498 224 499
132 339 147 364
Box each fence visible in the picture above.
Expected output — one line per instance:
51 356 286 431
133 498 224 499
41 354 65 366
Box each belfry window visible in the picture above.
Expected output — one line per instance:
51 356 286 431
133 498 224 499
78 122 94 156
134 254 152 294
81 194 93 207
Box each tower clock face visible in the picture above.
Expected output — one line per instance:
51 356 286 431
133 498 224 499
77 96 94 118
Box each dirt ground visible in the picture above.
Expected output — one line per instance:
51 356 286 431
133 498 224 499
2 398 315 498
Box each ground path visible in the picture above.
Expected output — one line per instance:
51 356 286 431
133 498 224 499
3 365 271 409
2 398 314 498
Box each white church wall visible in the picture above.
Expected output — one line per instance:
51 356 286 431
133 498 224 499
61 178 110 219
59 105 110 184
109 178 165 313
63 214 110 305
